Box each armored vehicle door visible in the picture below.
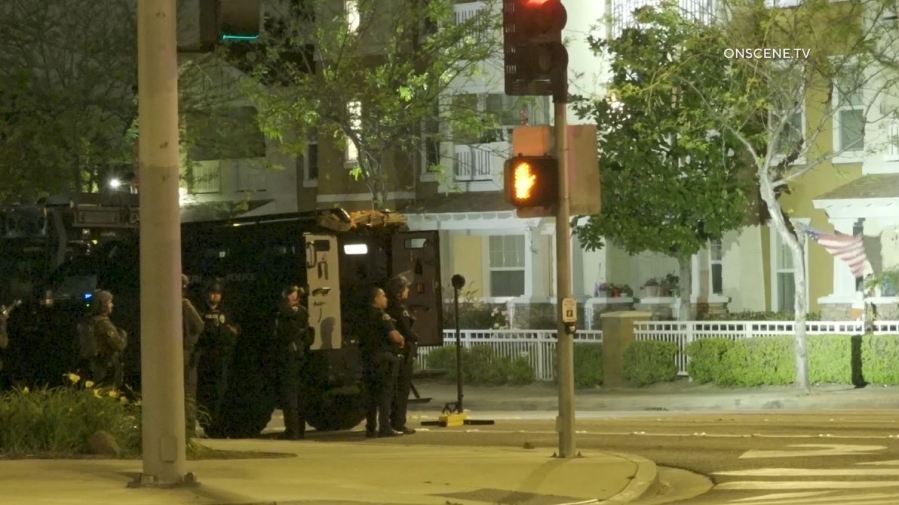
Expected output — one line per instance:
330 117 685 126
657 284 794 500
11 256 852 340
305 233 341 350
391 231 443 346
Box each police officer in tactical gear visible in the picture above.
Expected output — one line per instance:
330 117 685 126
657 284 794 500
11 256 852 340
274 284 312 439
360 286 405 438
196 279 239 432
182 274 205 436
386 275 418 435
79 290 127 388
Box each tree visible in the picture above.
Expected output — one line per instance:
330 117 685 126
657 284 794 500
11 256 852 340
574 5 760 320
234 0 502 208
0 0 138 201
631 0 899 390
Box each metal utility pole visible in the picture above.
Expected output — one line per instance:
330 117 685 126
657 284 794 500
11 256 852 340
554 94 576 458
137 0 188 484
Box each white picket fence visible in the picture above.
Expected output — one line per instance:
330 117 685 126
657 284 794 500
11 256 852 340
417 329 603 381
635 320 899 376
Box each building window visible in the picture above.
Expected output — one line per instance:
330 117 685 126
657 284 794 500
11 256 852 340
237 163 267 193
764 0 801 7
488 235 525 297
186 106 267 161
188 162 221 194
710 239 723 295
834 66 865 155
452 93 536 145
422 101 441 173
298 137 318 187
770 65 805 159
771 227 807 313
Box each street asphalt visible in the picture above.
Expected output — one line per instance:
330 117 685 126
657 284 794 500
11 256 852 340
5 379 899 505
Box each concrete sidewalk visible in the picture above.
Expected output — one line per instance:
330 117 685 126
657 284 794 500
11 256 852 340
1 439 657 505
410 380 899 414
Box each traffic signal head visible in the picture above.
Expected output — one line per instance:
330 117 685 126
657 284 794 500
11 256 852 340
503 0 568 97
504 156 558 208
218 0 262 41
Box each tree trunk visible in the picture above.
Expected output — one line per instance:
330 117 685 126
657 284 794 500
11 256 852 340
758 169 810 392
678 256 693 321
361 156 386 210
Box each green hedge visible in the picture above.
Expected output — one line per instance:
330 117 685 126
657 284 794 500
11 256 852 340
425 345 534 385
622 340 678 386
686 338 731 384
808 334 854 384
719 336 794 386
573 344 603 388
862 334 899 384
685 334 857 386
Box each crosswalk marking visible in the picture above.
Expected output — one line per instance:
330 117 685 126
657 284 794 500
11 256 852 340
715 468 899 477
729 491 829 502
739 443 885 459
716 480 899 490
726 492 899 505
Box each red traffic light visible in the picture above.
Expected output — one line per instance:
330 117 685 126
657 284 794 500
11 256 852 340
504 156 558 208
503 0 568 97
520 0 567 40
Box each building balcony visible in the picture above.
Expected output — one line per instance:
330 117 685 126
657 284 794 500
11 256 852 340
455 1 487 24
610 0 717 39
453 141 509 185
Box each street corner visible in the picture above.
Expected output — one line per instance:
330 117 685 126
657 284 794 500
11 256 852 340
368 445 659 505
193 440 658 505
593 451 659 504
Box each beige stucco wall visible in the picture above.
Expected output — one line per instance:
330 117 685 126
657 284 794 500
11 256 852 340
450 234 485 297
721 227 766 311
767 57 864 312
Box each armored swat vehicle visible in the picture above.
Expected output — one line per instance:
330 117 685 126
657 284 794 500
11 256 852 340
4 201 443 436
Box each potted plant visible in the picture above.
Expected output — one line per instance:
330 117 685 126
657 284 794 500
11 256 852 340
642 278 660 297
609 283 621 297
660 274 679 297
620 284 634 298
594 282 609 298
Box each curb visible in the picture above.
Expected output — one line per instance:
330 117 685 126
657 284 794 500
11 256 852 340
596 451 659 504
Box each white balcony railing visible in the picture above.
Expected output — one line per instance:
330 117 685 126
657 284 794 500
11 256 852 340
453 141 508 182
611 0 716 39
454 1 485 24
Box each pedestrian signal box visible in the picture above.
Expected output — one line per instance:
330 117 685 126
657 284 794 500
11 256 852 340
504 156 558 208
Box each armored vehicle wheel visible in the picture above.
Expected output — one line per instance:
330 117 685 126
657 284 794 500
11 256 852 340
305 387 365 431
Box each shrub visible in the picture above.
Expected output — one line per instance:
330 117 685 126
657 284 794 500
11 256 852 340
719 336 794 386
425 345 534 385
573 344 603 388
0 373 140 457
505 356 536 385
622 340 678 386
807 334 853 384
686 338 732 384
426 346 459 380
862 334 899 384
463 345 505 385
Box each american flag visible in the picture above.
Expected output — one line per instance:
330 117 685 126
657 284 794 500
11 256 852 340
804 227 870 278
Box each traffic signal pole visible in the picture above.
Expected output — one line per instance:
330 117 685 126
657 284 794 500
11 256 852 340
137 0 189 484
554 95 576 458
